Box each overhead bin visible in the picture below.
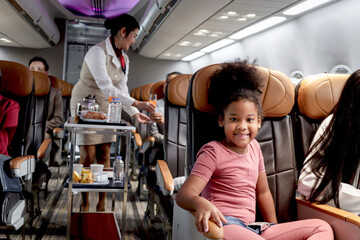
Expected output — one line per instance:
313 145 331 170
6 0 60 46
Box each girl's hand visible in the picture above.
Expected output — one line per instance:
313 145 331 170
133 100 155 112
195 198 227 234
133 113 151 124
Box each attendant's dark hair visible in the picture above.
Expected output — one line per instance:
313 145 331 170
208 59 263 117
304 69 360 207
104 14 139 37
28 56 49 71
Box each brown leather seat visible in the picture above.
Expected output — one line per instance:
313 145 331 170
0 60 34 157
293 73 349 173
294 73 360 240
151 81 165 100
186 64 296 222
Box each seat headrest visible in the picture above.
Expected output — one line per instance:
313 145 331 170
60 80 72 97
151 81 165 100
167 74 192 107
48 75 62 91
134 87 141 100
0 60 33 96
192 64 294 117
130 88 136 98
140 83 154 101
32 71 50 96
297 73 349 119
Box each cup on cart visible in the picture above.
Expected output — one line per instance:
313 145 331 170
90 164 104 174
73 164 83 175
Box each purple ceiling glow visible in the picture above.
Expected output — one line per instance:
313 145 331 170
58 0 139 18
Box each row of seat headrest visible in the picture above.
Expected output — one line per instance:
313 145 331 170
0 60 73 97
129 65 350 120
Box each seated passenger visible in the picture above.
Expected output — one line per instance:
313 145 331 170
149 71 181 161
298 69 360 215
0 94 19 156
29 56 63 165
175 60 333 240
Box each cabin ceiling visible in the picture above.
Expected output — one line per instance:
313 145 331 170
0 0 337 61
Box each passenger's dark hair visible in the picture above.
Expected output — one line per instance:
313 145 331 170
104 14 139 37
304 69 360 207
208 59 263 117
167 71 182 78
28 56 49 71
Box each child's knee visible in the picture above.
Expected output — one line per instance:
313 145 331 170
311 219 333 236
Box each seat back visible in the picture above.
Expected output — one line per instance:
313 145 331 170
0 61 34 157
28 71 50 158
60 80 73 124
164 74 191 178
151 81 165 100
139 83 155 139
293 73 349 172
186 64 297 222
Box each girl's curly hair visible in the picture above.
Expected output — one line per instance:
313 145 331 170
208 59 263 117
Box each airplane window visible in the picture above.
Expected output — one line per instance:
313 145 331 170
330 64 352 74
289 70 304 85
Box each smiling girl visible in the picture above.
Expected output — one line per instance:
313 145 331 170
176 60 333 240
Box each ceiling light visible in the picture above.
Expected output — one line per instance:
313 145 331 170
199 29 210 33
174 54 183 57
182 51 206 61
192 42 203 47
0 38 12 42
245 13 256 18
217 15 229 20
209 34 219 38
227 11 238 16
229 16 286 40
179 41 191 46
283 0 333 15
236 18 247 22
163 53 172 56
194 32 207 36
200 39 235 53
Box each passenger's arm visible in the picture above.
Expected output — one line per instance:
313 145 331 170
176 175 226 233
256 172 278 223
46 89 63 134
149 122 163 143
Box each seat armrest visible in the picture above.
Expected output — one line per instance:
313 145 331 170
53 128 64 138
142 136 155 152
9 155 35 178
156 160 174 196
37 139 52 162
297 197 360 240
172 201 223 240
133 132 142 147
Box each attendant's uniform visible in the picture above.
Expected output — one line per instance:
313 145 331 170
70 37 139 145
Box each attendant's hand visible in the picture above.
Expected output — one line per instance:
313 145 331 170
195 198 227 234
133 113 151 124
150 112 164 125
133 100 155 112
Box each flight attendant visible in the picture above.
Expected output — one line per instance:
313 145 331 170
70 13 154 211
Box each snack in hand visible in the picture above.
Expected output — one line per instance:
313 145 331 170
73 170 82 183
83 111 106 120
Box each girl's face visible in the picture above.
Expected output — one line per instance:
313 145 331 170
219 99 261 155
115 28 138 51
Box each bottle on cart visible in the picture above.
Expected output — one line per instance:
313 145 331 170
107 97 116 123
114 98 122 123
113 156 124 183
